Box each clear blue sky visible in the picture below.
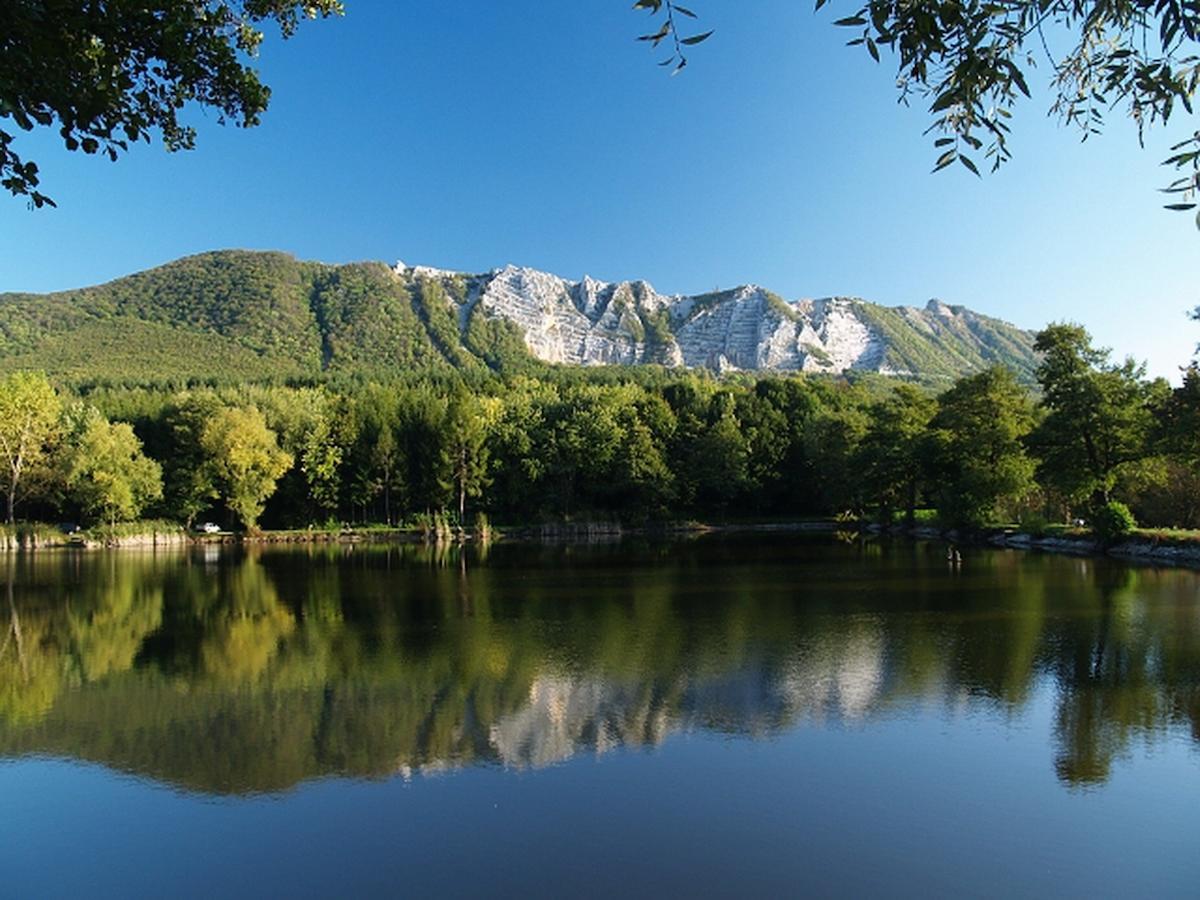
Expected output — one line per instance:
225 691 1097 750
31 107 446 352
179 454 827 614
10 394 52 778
1 1 1196 379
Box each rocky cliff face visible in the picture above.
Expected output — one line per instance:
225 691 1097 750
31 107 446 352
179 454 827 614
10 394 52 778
0 250 1037 384
397 261 1037 380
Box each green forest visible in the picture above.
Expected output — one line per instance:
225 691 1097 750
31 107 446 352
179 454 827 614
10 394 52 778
1 317 1197 537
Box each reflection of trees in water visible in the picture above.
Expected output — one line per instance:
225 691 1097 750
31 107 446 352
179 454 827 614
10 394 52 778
0 554 164 724
1048 566 1200 786
0 542 1197 793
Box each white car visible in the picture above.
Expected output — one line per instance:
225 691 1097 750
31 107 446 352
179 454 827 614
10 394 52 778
198 522 221 534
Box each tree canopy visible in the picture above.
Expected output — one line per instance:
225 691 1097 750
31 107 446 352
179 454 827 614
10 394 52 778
0 321 1195 532
1031 323 1166 509
0 372 61 523
1 0 343 207
62 408 163 527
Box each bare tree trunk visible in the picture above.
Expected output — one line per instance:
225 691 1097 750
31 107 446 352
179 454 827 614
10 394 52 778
458 448 466 522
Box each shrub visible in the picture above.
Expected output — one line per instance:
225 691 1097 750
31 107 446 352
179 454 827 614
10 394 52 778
1017 511 1049 537
1092 501 1137 542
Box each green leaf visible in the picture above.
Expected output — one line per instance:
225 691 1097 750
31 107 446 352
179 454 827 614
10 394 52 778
931 91 958 112
681 30 714 45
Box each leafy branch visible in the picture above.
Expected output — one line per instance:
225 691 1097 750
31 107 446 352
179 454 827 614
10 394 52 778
833 0 1199 214
635 1 1199 219
633 0 713 74
1 1 344 209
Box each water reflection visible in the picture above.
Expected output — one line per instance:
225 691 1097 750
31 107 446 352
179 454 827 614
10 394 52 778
0 538 1197 794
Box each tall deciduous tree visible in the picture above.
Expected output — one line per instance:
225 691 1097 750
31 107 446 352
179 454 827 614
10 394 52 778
162 392 224 528
342 387 404 524
1032 324 1158 510
857 385 936 524
439 390 493 522
63 410 163 527
199 405 292 531
0 372 61 523
689 392 752 512
927 367 1036 526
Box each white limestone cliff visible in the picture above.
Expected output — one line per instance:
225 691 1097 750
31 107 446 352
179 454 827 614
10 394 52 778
395 261 1034 377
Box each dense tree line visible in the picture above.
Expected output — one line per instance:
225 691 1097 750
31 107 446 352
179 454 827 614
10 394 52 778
1 324 1197 534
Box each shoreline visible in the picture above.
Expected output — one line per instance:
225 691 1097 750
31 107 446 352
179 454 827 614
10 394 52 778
3 519 1199 569
868 522 1200 568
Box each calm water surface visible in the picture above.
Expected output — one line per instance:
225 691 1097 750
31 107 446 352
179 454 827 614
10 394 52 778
1 535 1197 897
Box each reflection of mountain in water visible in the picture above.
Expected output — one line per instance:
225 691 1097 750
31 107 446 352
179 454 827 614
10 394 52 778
490 675 672 768
489 629 888 769
0 540 1197 794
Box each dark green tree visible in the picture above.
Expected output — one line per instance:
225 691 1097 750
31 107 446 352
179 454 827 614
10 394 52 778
161 393 224 528
857 384 936 524
1032 324 1159 511
341 387 405 524
689 392 752 513
927 367 1036 526
801 387 871 514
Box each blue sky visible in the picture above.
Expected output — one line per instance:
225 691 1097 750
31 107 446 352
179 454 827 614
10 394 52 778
1 1 1196 379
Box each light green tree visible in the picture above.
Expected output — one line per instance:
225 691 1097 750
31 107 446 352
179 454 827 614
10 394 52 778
0 372 62 523
200 406 293 531
439 390 494 522
64 410 163 527
249 387 345 520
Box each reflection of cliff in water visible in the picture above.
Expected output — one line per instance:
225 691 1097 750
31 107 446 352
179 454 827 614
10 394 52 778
0 539 1197 794
488 629 888 770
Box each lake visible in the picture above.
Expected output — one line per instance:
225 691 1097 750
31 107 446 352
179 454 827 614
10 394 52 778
1 535 1197 897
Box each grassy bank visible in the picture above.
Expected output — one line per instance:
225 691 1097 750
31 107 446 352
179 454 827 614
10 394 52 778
0 520 188 549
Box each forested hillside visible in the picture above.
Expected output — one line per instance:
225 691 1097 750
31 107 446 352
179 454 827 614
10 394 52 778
0 252 534 383
0 250 1038 385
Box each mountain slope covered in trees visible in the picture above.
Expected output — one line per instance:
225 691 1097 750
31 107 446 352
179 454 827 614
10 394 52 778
0 250 1038 384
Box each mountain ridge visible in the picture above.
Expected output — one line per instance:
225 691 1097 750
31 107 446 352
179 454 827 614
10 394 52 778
0 250 1039 383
